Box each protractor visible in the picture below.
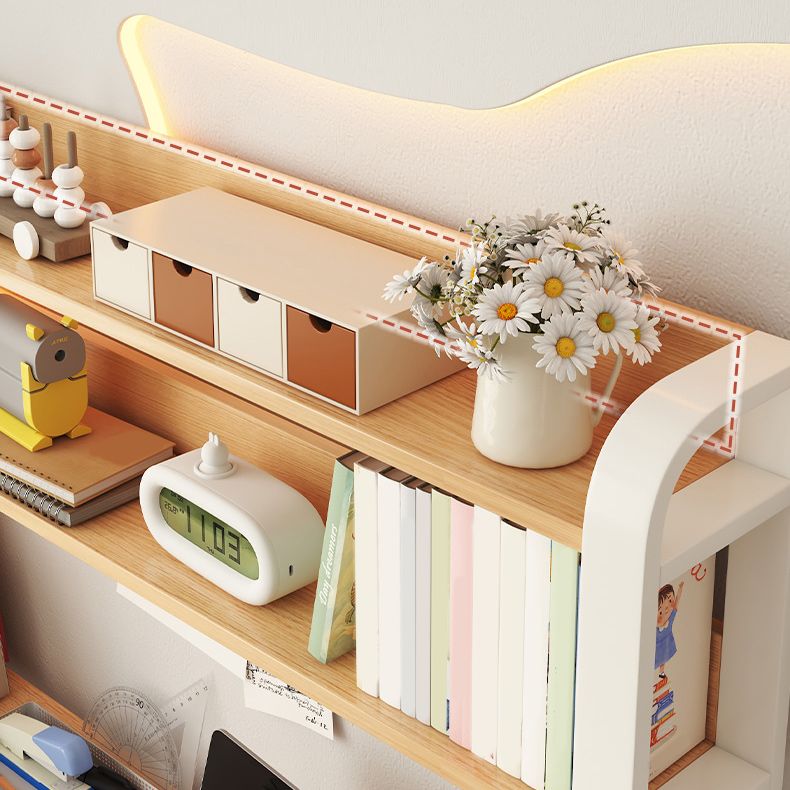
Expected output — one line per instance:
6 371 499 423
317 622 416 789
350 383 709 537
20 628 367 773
83 686 181 790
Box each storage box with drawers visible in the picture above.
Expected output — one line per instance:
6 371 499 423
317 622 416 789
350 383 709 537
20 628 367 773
90 188 461 414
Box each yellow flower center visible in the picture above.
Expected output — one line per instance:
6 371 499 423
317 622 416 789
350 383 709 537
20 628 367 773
556 337 576 358
617 254 624 266
597 311 616 333
544 277 564 298
528 257 540 265
497 302 518 321
564 242 582 251
633 327 641 343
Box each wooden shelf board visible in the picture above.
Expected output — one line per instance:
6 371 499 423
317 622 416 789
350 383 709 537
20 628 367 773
0 495 527 790
0 239 741 550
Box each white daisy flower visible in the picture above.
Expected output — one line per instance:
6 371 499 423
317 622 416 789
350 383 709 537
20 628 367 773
473 281 540 342
602 230 645 280
447 322 509 382
384 257 428 302
459 244 488 286
629 306 662 365
504 239 547 274
532 313 597 383
578 288 638 355
543 224 603 266
412 262 450 318
584 265 632 298
522 252 586 318
504 209 564 236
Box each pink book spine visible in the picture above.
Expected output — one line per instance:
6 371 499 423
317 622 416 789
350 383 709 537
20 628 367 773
449 498 474 748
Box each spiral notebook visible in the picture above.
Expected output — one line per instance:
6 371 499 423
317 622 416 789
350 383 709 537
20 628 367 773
0 407 174 507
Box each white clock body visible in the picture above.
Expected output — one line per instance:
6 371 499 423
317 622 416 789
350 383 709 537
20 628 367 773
140 447 324 605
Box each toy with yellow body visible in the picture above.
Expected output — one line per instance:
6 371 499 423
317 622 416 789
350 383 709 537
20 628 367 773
0 294 90 451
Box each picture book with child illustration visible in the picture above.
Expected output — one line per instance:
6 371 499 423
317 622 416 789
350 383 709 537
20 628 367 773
649 554 716 779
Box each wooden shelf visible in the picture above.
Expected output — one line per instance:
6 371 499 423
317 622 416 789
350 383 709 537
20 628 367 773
0 239 740 550
0 494 526 790
0 669 85 726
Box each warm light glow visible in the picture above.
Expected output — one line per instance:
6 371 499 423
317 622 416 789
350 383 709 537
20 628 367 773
119 15 169 134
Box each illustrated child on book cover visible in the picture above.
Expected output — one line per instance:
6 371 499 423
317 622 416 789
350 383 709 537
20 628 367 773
655 581 684 679
649 556 716 780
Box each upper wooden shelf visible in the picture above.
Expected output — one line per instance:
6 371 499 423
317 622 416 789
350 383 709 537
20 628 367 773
0 238 739 549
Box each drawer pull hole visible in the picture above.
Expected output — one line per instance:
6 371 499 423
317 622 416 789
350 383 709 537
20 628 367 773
173 261 193 277
111 235 129 251
309 315 333 333
239 286 260 304
288 564 294 576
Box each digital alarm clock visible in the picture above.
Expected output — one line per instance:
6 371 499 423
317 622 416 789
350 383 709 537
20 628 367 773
140 433 325 605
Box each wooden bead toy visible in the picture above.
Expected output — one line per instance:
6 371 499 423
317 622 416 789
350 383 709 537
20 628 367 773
9 115 41 209
33 123 57 218
53 131 85 228
0 97 17 198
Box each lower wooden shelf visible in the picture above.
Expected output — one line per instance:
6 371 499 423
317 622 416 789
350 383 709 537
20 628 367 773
0 669 84 726
0 494 527 790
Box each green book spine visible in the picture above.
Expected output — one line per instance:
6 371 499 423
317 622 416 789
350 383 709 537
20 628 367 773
308 459 356 663
430 489 451 733
545 542 580 790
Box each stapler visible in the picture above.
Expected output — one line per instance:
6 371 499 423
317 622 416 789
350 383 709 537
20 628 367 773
0 295 90 452
0 713 131 790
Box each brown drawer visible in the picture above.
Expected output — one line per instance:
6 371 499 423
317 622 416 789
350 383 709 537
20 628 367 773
152 252 215 346
286 306 356 409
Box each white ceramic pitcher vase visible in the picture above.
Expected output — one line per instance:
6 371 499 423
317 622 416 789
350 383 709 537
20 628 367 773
471 333 623 468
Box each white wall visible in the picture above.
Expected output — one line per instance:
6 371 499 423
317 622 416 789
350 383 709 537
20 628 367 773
1 3 790 789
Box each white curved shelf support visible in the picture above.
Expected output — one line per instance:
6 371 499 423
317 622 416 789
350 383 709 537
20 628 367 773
574 331 790 790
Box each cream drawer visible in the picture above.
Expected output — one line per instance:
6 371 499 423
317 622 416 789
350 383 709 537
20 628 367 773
91 228 151 318
217 278 283 376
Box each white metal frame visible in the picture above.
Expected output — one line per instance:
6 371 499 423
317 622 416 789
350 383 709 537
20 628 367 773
574 331 790 790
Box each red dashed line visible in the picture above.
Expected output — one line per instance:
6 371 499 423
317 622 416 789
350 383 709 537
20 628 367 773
204 154 216 162
238 166 251 174
289 184 302 191
323 195 336 202
399 326 412 334
306 189 319 197
118 126 131 133
33 97 45 105
17 92 28 99
135 132 148 139
153 138 165 145
374 212 387 219
187 149 199 156
391 218 404 226
383 320 395 327
255 172 267 179
170 143 182 150
220 161 233 168
101 120 114 128
85 114 97 122
408 224 421 231
340 200 352 208
357 206 370 213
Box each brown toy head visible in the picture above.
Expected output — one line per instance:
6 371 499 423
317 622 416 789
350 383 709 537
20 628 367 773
0 96 17 140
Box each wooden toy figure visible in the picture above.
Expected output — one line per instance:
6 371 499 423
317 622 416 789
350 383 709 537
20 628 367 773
0 294 90 452
33 122 57 218
0 97 17 198
53 131 85 228
9 114 41 208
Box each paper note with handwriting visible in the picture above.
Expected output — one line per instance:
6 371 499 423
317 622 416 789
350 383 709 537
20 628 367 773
245 661 334 740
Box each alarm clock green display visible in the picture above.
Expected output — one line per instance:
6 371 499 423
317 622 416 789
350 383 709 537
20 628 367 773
159 487 260 580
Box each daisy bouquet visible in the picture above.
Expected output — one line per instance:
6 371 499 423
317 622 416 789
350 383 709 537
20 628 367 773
383 202 661 383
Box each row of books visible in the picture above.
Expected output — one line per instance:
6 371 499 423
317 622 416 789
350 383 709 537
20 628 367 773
308 452 580 789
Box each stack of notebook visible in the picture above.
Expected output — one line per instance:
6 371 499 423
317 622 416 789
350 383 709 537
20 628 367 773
308 452 580 789
0 407 174 527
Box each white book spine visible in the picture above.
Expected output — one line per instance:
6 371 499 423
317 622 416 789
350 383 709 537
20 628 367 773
521 530 552 790
377 474 402 708
354 462 380 697
471 506 501 764
400 483 417 718
414 487 432 725
496 522 527 778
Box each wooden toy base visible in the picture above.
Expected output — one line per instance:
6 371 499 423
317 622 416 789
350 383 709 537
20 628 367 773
0 196 89 262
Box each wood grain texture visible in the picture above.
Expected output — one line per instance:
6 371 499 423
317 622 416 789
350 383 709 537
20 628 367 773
0 242 741 550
